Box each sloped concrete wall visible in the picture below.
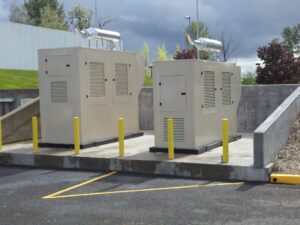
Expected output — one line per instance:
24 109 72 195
1 98 40 144
0 89 39 116
254 87 300 168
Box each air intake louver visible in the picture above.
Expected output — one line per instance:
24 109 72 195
89 62 105 97
51 81 68 103
115 63 128 96
203 71 215 108
222 72 231 105
163 118 185 142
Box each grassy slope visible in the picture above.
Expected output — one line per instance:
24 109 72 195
0 69 39 89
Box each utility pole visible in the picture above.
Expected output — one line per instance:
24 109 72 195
95 0 98 27
196 0 199 39
196 0 200 59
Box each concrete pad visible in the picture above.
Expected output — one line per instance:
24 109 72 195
0 133 271 182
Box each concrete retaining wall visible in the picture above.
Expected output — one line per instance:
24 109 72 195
138 85 299 132
2 85 298 145
139 88 154 130
253 86 300 168
238 85 299 132
0 89 39 116
1 98 40 144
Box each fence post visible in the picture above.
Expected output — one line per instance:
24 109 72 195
168 118 174 160
222 118 229 163
118 118 125 157
32 117 38 153
74 117 80 155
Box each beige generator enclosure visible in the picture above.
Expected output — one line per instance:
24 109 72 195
38 47 144 148
150 60 241 153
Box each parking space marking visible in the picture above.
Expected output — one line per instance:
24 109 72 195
43 171 117 199
43 171 243 199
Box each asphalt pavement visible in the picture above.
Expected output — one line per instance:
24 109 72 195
0 166 299 225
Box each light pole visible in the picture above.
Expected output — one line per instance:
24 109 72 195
185 16 191 29
185 16 191 48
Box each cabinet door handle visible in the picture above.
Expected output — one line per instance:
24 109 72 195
181 92 186 95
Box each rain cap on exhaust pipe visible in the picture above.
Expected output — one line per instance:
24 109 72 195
77 27 122 50
186 33 223 53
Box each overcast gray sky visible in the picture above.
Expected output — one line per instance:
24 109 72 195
0 0 299 72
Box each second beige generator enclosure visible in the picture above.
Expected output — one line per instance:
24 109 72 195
151 59 241 153
38 47 144 148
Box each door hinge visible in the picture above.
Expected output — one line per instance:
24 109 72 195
159 82 161 86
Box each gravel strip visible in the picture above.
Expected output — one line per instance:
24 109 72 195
273 114 300 174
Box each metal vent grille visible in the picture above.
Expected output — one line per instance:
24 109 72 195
203 71 215 108
163 118 185 142
222 72 231 105
51 81 67 103
115 63 128 96
89 62 105 97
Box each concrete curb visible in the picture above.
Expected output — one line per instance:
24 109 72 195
270 174 300 185
0 152 271 182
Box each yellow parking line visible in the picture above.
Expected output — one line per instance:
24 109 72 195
44 181 243 199
43 171 117 199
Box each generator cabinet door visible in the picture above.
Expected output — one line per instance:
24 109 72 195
160 75 187 112
85 50 111 105
40 54 75 143
111 52 135 103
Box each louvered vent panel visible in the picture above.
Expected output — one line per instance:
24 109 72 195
163 118 185 142
115 63 128 96
203 71 215 108
222 72 231 105
89 62 105 97
51 81 67 103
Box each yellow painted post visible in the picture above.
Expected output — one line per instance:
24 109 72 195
168 118 174 160
222 118 229 163
0 119 2 151
118 118 125 157
32 117 38 153
73 117 80 155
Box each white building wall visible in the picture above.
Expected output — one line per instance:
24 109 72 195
0 21 111 70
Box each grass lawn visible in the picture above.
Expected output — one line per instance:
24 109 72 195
143 75 153 87
0 69 153 89
0 69 39 89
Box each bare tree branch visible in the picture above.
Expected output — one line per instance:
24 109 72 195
98 17 115 29
220 30 240 62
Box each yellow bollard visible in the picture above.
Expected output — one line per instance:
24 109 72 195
168 118 174 160
73 117 80 155
32 117 38 153
118 118 125 157
0 119 2 151
222 118 229 163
